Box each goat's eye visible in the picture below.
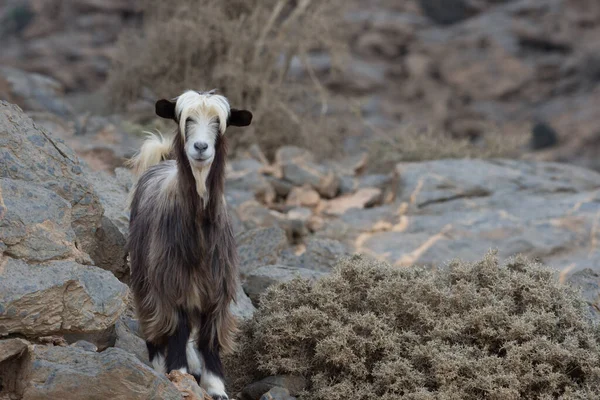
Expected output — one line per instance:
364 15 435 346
185 118 194 138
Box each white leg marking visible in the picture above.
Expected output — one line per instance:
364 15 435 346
177 367 189 374
151 353 167 374
186 337 202 376
201 370 227 399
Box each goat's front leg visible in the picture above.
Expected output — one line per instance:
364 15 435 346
165 310 192 374
197 336 228 399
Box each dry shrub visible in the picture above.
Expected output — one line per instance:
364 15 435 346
226 253 600 399
106 0 349 159
367 125 527 173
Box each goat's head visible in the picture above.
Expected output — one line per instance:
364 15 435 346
155 90 252 169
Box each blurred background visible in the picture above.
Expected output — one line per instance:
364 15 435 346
1 0 599 172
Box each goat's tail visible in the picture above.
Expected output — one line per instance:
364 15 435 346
126 131 173 176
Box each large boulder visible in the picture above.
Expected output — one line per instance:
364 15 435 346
0 101 123 273
357 159 600 280
0 258 128 337
0 102 129 341
20 345 182 400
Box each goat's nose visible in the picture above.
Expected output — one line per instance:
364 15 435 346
194 142 208 153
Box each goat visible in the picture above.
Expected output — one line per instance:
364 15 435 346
126 90 252 399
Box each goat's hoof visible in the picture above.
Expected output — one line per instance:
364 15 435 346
208 395 228 400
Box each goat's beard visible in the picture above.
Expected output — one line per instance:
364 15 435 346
190 163 212 203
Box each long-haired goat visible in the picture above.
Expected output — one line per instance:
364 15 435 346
127 90 252 399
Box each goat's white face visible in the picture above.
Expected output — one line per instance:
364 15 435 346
173 91 230 170
184 117 218 168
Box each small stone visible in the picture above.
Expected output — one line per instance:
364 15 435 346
286 185 321 208
167 370 208 400
322 188 382 216
259 387 296 400
266 176 295 197
242 375 306 400
307 215 325 232
287 207 312 223
530 121 559 150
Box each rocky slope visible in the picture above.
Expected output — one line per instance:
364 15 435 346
2 0 599 171
1 84 600 398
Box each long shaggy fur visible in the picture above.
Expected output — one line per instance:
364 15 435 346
125 91 250 397
128 135 237 351
126 132 173 176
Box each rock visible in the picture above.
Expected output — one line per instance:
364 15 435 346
266 176 295 198
418 0 478 25
307 215 325 232
84 167 131 235
322 188 382 216
114 315 149 366
259 387 296 400
20 345 182 400
354 159 600 296
357 174 394 191
46 114 142 173
237 227 289 276
0 339 28 363
0 338 30 399
277 147 340 198
0 66 74 117
0 258 128 337
37 336 68 347
300 238 349 272
167 370 209 400
0 177 88 263
70 340 98 352
236 200 288 231
287 207 312 225
530 121 559 150
567 269 600 319
231 280 256 321
83 167 130 279
89 216 128 279
227 159 276 204
339 175 356 195
242 375 307 400
243 265 327 304
285 208 311 239
0 101 105 265
286 185 321 208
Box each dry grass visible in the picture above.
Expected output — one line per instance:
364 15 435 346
106 0 351 159
366 124 528 173
226 252 600 399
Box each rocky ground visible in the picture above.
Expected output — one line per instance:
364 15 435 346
2 67 600 398
1 0 600 399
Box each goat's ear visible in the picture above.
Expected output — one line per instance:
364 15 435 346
228 109 253 127
155 99 177 120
